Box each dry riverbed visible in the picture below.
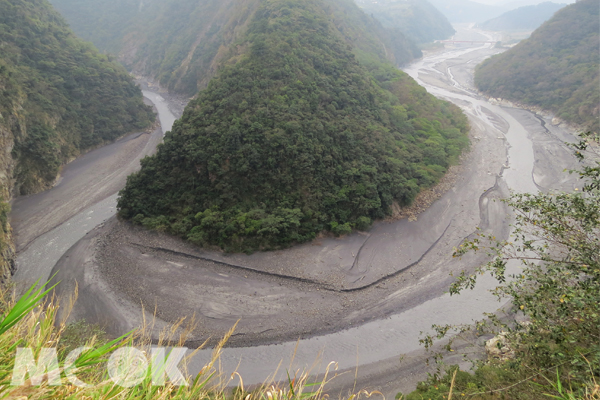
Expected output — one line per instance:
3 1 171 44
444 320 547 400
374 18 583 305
50 105 510 348
17 26 585 397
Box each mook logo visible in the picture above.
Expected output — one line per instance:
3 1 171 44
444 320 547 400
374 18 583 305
11 347 188 387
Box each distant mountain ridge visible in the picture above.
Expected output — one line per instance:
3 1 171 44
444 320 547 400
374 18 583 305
475 0 599 133
428 0 506 23
50 0 422 96
478 2 567 31
355 0 455 44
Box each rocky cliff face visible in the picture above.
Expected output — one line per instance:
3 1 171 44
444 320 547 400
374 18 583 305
0 119 17 282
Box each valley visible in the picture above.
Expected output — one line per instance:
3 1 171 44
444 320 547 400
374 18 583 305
11 25 585 396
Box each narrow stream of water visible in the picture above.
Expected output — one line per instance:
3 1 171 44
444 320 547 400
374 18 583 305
183 27 546 384
13 92 177 285
15 26 576 391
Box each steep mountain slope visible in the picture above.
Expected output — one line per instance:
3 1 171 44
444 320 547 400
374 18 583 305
356 0 455 45
49 0 421 96
475 0 599 133
478 2 566 32
429 0 505 23
117 0 469 253
0 0 154 279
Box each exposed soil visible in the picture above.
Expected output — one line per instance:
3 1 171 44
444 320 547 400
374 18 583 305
19 27 586 398
10 100 162 253
50 105 511 349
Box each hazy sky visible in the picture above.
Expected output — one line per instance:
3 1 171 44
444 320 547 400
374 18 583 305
472 0 576 4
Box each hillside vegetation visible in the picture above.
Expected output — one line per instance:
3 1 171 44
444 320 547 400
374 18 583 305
356 0 455 45
50 0 421 96
0 0 154 195
117 0 469 252
0 0 154 278
478 2 566 32
402 137 600 399
475 0 599 134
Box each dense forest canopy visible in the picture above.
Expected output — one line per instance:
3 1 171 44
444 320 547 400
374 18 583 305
356 0 455 45
49 0 421 96
478 2 566 32
0 0 154 195
117 0 469 253
475 0 599 134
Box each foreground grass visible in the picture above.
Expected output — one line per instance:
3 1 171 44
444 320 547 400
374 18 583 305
3 138 598 399
0 282 362 400
399 363 599 400
1 280 596 400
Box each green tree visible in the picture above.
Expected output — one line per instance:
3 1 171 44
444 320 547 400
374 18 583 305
475 0 599 134
452 136 599 382
411 134 600 399
117 0 469 253
0 0 154 195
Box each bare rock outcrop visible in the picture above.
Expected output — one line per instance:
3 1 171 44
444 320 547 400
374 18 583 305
485 332 515 361
0 121 17 282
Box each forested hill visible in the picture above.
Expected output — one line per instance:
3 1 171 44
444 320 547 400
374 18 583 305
356 0 455 45
117 0 470 253
475 0 599 134
478 2 566 32
49 0 421 97
0 0 154 280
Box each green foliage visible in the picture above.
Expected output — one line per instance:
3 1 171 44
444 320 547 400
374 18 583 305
403 363 599 399
475 0 599 134
0 282 342 398
357 0 455 45
117 0 469 253
47 0 153 56
412 134 600 399
452 176 600 384
58 319 105 350
321 0 422 66
50 0 422 96
0 0 154 194
0 279 57 337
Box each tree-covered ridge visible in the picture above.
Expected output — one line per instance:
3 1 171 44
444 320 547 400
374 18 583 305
475 0 599 134
478 2 566 32
49 0 421 97
0 0 154 194
117 0 469 252
322 0 421 66
356 0 455 45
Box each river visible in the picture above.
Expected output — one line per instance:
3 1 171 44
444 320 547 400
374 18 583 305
13 90 177 286
181 26 580 391
12 25 581 396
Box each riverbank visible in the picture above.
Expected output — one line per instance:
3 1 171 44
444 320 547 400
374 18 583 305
49 76 511 349
11 86 186 288
14 26 585 398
